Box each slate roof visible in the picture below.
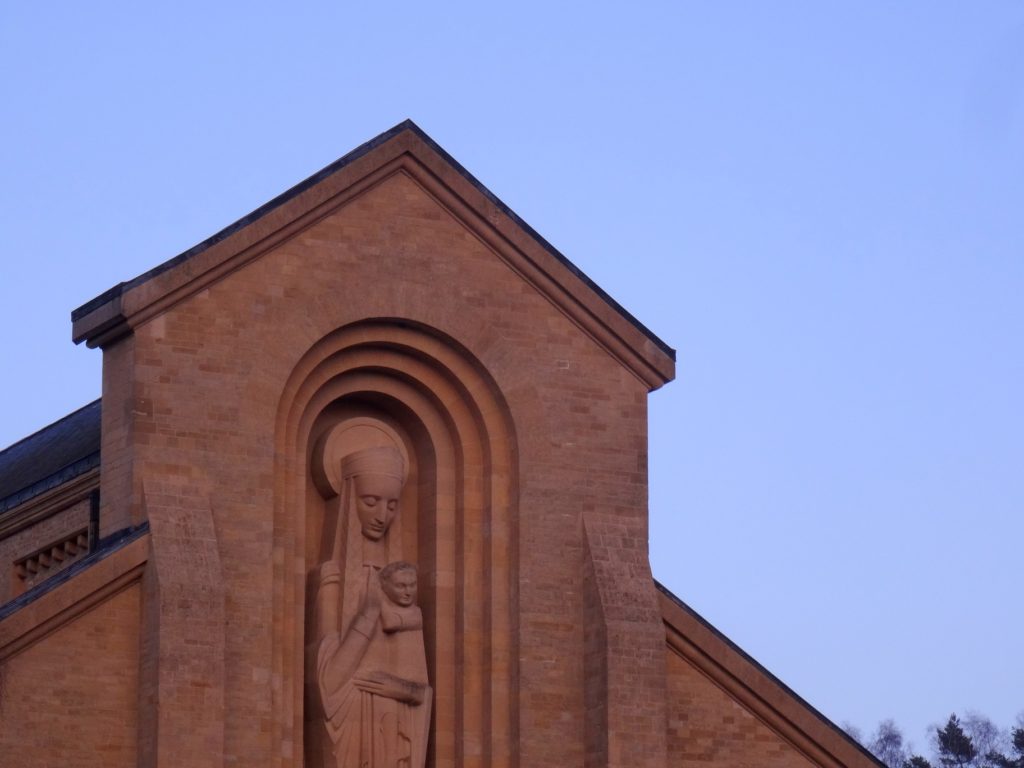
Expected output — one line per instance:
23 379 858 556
0 399 101 514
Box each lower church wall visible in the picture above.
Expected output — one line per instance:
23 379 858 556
0 583 140 767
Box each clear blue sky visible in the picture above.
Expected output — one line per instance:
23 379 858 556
2 1 1021 751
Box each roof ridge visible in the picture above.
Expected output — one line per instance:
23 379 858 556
69 120 674 361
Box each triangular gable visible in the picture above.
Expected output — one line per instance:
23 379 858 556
71 120 675 390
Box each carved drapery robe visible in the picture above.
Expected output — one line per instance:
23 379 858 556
317 598 431 768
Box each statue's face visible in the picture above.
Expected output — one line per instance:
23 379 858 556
382 569 417 607
353 473 401 540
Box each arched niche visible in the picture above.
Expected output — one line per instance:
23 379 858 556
272 320 519 768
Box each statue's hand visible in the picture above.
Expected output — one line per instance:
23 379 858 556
353 670 426 705
361 572 383 617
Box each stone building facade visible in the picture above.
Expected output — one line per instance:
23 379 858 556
0 122 881 768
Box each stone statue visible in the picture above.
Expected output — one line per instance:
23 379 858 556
314 446 431 768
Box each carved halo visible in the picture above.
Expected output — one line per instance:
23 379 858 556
310 417 410 500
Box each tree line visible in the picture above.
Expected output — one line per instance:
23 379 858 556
846 713 1024 768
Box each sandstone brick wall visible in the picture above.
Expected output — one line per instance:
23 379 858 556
90 163 665 766
0 583 140 767
665 647 817 767
0 126 885 768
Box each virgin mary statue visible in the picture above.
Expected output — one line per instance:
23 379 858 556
314 445 431 768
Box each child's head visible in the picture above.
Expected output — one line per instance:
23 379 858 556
380 561 418 607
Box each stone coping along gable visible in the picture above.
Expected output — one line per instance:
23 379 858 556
70 120 675 391
658 581 884 768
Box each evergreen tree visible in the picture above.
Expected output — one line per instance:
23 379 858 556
937 714 978 768
904 757 934 768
